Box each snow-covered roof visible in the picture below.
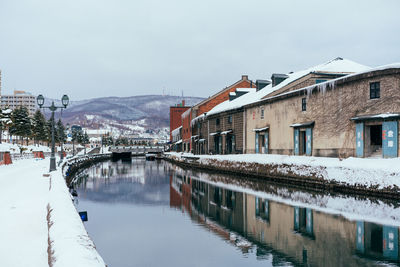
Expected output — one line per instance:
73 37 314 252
182 108 191 119
310 57 369 73
260 62 400 105
174 139 182 144
171 126 182 136
206 57 370 116
85 129 109 135
190 113 206 127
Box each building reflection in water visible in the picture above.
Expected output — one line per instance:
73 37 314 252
76 160 400 266
169 170 400 266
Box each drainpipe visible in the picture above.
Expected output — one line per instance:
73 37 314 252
243 109 246 154
207 120 209 153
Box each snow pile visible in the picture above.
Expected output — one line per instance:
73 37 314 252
0 158 105 267
49 170 105 267
0 158 49 266
166 152 400 189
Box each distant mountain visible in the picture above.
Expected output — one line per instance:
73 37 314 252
45 95 203 138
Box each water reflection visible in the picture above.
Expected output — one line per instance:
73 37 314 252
76 159 169 205
75 159 400 267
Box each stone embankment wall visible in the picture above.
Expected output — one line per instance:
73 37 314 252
164 154 400 200
63 154 111 185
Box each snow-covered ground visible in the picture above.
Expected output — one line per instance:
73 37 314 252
0 142 51 154
0 158 105 267
166 152 400 189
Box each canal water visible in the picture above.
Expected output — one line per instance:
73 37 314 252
73 158 400 267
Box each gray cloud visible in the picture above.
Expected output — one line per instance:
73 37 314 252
0 0 399 100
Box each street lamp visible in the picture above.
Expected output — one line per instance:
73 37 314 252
37 94 69 172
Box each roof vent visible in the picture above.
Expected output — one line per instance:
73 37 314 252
271 73 289 87
255 79 271 91
229 88 255 101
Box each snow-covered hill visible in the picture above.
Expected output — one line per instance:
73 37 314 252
44 95 203 140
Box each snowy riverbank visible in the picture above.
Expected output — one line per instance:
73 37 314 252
0 158 105 267
165 152 400 192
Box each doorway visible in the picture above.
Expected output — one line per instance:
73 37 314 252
214 135 222 154
366 124 382 157
299 131 306 155
226 134 235 154
259 134 265 154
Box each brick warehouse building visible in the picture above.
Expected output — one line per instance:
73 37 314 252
182 75 255 153
245 64 400 158
169 100 190 142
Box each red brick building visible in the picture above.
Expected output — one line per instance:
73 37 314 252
196 75 255 116
181 108 192 151
182 75 255 152
169 100 190 142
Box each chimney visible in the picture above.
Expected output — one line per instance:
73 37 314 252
271 73 289 87
182 100 185 107
241 75 248 80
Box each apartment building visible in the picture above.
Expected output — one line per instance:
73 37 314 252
1 90 37 116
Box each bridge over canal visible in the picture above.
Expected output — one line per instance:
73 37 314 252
110 146 164 159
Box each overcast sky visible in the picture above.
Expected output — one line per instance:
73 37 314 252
0 0 399 100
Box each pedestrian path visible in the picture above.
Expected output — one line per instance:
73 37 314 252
0 158 49 267
0 158 106 267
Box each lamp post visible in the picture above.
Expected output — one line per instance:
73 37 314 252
37 94 69 172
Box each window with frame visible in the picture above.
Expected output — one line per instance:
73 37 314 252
315 79 327 84
261 108 264 119
216 118 220 126
227 115 232 124
370 82 380 99
301 98 307 111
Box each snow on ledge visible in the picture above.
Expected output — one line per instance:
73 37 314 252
253 126 269 132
